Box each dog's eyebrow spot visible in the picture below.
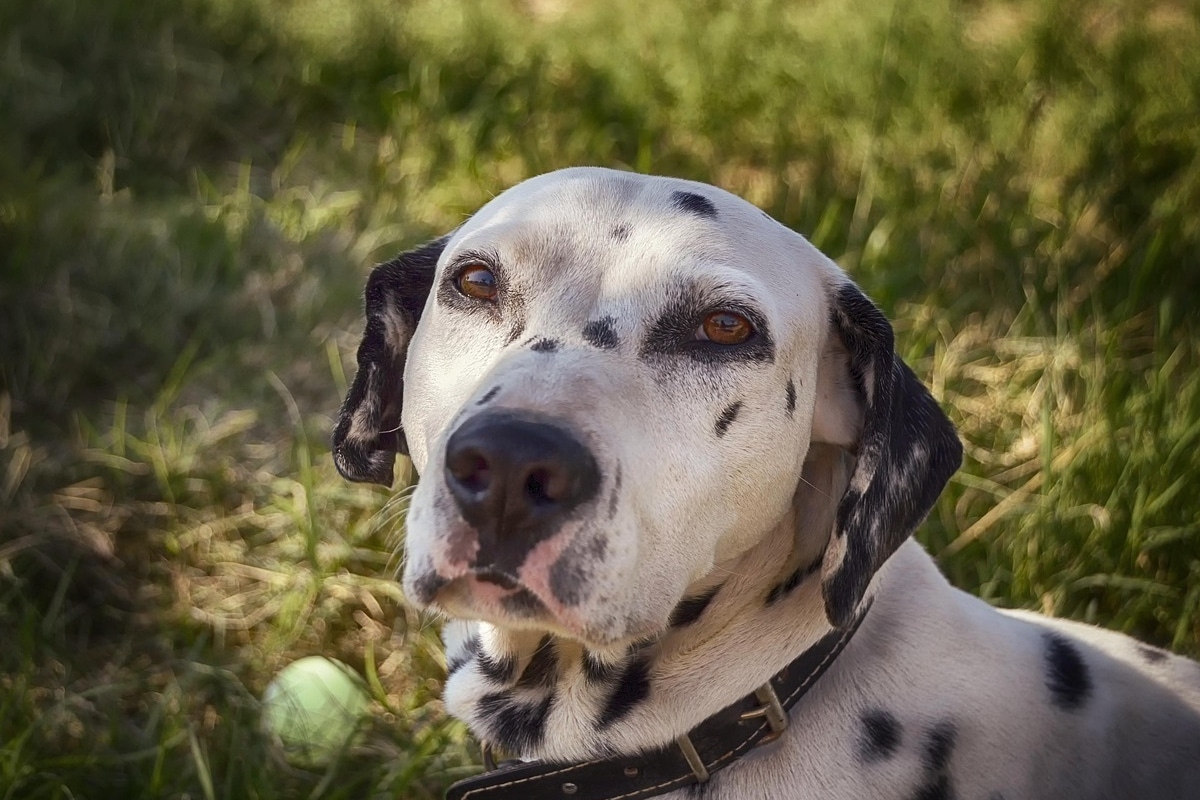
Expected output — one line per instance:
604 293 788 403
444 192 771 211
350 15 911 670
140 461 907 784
641 295 775 365
1138 644 1169 664
477 386 501 406
669 584 722 627
671 190 717 219
859 710 902 762
610 224 631 242
785 378 797 417
530 337 560 353
715 401 743 437
476 692 554 754
597 656 652 728
582 317 620 350
1044 632 1092 710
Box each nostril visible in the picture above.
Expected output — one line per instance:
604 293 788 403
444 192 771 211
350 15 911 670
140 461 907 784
524 466 577 506
524 469 552 505
449 451 491 493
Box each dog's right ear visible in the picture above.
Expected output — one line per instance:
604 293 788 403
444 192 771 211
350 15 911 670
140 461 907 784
332 236 448 485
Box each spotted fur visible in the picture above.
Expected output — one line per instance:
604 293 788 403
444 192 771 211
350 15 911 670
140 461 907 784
333 168 1200 799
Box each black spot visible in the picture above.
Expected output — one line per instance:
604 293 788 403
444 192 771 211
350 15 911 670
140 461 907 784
785 378 796 416
505 321 525 344
583 317 620 350
610 224 631 242
530 337 559 353
911 721 956 800
598 657 651 728
1138 644 1169 664
924 722 956 772
859 710 901 762
476 692 554 753
477 648 517 684
1043 632 1091 711
547 535 605 607
640 293 774 365
609 464 623 518
671 190 717 219
411 570 448 604
581 649 620 685
500 588 543 616
765 553 823 605
447 635 480 678
669 584 722 627
914 774 953 800
714 401 743 437
516 637 559 689
477 386 501 406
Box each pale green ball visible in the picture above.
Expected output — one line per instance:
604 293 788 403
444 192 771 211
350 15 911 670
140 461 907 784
263 656 369 766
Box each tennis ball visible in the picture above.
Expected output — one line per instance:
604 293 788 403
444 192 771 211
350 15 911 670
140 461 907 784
263 656 370 767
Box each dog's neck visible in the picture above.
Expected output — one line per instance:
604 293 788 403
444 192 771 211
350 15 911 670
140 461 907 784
440 444 848 764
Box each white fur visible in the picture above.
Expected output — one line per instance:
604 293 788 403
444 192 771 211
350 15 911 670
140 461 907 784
372 168 1200 798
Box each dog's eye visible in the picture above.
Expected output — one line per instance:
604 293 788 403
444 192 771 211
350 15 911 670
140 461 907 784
455 263 498 301
696 311 755 345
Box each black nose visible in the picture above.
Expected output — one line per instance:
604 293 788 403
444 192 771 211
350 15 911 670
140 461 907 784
444 413 600 567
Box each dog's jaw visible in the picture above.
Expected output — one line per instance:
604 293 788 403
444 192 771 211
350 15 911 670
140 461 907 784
438 502 839 764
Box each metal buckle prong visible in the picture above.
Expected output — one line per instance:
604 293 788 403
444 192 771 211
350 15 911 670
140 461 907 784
676 733 710 783
739 682 789 744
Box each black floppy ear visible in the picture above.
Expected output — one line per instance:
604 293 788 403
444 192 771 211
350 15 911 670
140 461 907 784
815 282 962 627
332 236 448 485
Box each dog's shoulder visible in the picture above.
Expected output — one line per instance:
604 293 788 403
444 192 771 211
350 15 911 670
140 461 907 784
999 608 1200 706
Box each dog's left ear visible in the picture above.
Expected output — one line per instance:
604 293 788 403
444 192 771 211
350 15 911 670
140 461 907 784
332 236 448 485
813 281 962 627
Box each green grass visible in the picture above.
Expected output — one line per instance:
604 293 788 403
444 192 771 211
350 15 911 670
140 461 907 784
1 0 1198 796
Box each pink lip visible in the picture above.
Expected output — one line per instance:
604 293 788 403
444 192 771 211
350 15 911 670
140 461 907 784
428 570 587 638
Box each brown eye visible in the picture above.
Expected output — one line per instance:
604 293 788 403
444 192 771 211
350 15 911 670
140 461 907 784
697 311 754 345
455 263 498 301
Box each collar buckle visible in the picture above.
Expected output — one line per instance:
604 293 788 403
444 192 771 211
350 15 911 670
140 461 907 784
675 733 710 783
481 742 499 771
738 682 789 744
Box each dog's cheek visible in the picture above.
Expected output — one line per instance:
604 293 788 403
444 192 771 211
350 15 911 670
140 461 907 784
401 327 486 473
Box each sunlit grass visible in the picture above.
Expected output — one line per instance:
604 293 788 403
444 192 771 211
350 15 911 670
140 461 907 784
1 0 1198 796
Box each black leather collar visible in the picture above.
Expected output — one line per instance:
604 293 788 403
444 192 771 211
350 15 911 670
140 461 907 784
446 602 872 800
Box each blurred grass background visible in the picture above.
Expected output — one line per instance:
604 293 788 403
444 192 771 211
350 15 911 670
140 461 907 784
1 0 1198 796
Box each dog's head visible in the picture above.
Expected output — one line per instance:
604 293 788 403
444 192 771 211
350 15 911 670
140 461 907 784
333 168 960 645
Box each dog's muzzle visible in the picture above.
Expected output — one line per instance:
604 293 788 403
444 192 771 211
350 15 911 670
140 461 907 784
443 412 600 577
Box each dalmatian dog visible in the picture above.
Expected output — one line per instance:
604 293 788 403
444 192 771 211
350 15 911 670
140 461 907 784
333 167 1200 799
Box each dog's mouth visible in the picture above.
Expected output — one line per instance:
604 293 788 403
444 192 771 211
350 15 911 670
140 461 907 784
425 567 590 635
473 567 521 591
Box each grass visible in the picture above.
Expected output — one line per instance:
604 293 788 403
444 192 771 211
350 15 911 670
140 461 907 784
1 0 1198 796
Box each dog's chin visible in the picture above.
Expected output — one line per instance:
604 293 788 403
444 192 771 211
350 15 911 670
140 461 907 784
421 572 657 649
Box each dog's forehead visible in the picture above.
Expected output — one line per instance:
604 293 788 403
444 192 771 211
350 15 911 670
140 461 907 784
444 168 833 317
